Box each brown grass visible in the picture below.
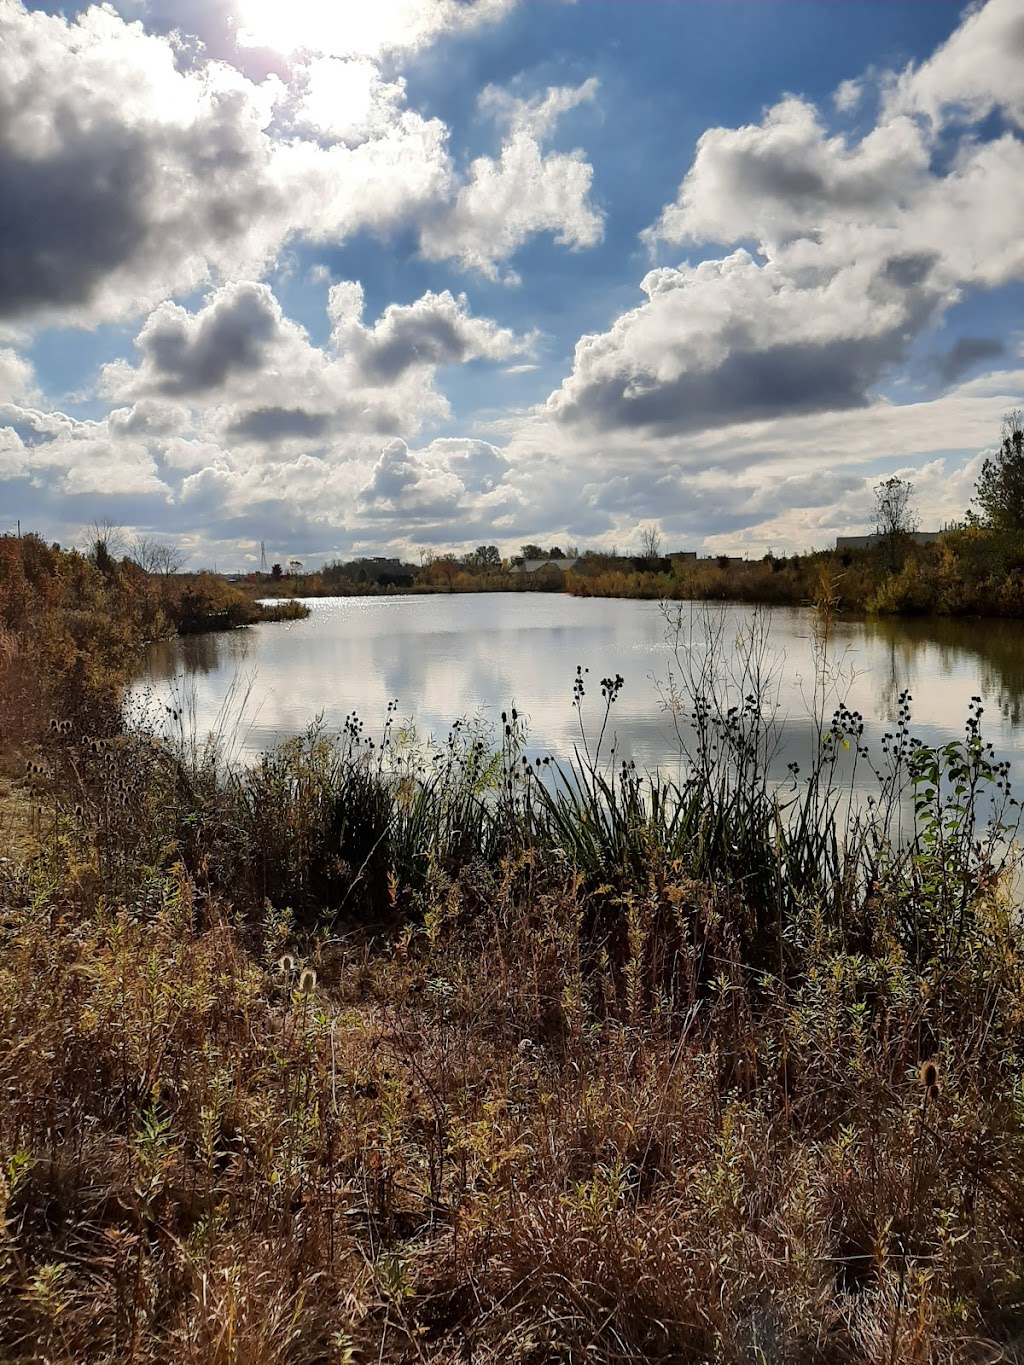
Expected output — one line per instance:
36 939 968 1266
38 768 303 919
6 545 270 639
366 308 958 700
1 841 1023 1363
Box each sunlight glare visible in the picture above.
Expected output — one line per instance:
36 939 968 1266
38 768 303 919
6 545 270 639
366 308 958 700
237 0 431 59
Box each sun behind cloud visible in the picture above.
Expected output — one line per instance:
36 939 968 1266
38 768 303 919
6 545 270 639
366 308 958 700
236 0 511 59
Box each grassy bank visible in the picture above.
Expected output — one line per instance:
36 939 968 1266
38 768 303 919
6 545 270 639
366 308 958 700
4 551 1024 1360
0 535 307 773
567 528 1024 618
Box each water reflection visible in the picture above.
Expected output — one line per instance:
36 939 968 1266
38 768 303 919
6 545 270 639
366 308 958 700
146 629 252 679
131 595 1024 784
855 616 1024 728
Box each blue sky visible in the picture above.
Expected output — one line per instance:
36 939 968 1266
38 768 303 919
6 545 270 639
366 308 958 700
1 0 1022 567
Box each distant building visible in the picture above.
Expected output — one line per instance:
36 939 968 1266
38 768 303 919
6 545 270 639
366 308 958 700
836 531 944 551
347 557 411 585
509 557 580 575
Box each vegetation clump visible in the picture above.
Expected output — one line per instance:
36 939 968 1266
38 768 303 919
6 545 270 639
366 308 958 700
0 534 307 775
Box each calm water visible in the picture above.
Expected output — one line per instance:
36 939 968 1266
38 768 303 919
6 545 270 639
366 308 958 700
130 594 1024 787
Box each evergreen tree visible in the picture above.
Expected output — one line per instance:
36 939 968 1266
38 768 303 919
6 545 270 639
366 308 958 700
972 411 1024 530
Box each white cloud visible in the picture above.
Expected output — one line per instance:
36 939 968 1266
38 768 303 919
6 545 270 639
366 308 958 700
287 56 405 144
0 3 601 325
0 400 170 498
833 78 864 114
421 437 510 491
886 0 1024 129
360 438 464 515
492 360 1024 556
548 245 948 433
2 0 1022 568
420 78 603 278
236 0 515 61
572 11 1024 444
0 1 288 323
103 279 532 452
0 348 36 404
645 97 931 252
330 284 533 381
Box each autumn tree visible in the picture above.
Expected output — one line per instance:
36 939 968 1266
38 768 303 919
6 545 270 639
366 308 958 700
422 552 461 591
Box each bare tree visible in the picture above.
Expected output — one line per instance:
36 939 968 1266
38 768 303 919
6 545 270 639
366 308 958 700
873 475 918 568
640 523 662 561
130 533 185 575
88 517 125 570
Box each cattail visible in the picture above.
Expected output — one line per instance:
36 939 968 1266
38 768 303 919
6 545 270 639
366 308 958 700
297 967 317 995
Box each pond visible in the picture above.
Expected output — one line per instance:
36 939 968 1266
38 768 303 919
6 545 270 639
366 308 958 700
130 594 1024 802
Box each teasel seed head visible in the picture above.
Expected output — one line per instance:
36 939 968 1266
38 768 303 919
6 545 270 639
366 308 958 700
920 1059 940 1091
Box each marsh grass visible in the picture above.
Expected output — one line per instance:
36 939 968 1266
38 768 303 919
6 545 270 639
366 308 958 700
6 587 1024 1360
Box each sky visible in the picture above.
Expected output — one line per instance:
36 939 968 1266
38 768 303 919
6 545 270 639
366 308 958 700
1 0 1023 570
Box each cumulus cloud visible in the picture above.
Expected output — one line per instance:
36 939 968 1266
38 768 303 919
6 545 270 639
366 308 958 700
425 438 510 492
360 438 463 515
286 56 406 144
548 246 946 432
357 436 522 540
0 1 287 322
2 0 1020 567
886 0 1024 129
833 78 864 114
496 355 1024 557
420 78 603 278
645 97 931 251
103 279 531 449
332 285 532 382
557 11 1024 442
0 348 36 404
0 3 601 326
122 282 290 396
0 399 170 500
